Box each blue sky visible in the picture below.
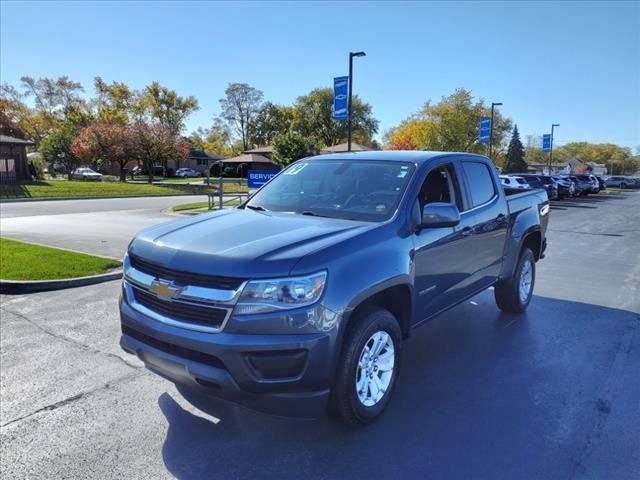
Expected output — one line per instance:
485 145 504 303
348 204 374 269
1 1 638 149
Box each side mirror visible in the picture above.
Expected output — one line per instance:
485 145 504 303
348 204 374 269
420 202 460 228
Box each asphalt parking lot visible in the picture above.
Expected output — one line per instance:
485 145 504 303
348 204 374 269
1 191 639 479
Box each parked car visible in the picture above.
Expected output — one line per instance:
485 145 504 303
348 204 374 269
517 174 559 200
500 175 532 190
605 176 628 188
574 174 599 194
71 168 102 181
120 151 549 426
552 176 575 198
175 168 200 178
567 175 591 196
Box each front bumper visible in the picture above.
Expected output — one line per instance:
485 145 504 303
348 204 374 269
119 296 335 418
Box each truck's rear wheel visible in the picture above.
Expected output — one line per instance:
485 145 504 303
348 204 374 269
495 247 535 313
329 308 401 426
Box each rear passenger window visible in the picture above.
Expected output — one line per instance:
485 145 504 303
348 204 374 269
462 161 496 207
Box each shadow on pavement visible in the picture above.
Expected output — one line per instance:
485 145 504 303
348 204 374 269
159 294 639 480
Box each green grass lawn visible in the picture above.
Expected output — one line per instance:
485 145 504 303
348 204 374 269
171 200 242 213
0 180 214 199
171 201 210 212
0 238 122 281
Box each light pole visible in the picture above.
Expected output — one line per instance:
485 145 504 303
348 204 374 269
488 102 502 160
348 51 366 152
549 123 560 173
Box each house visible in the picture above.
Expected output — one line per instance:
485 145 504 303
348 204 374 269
320 141 372 154
173 149 225 175
105 148 225 176
221 153 280 177
243 145 274 161
0 134 34 182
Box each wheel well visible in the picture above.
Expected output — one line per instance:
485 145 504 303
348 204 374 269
522 230 542 261
348 285 412 339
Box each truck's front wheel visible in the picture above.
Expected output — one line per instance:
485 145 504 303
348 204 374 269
329 308 402 426
495 247 536 313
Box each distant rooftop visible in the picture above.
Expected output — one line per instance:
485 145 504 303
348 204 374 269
320 142 371 153
244 145 274 154
0 134 35 145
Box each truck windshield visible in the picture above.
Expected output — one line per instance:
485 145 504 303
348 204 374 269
245 159 415 222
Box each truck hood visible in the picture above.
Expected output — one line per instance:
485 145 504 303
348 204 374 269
129 208 374 279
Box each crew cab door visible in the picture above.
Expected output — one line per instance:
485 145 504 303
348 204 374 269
459 160 509 288
412 161 479 321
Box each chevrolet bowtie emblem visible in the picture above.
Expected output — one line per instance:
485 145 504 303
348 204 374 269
149 279 182 300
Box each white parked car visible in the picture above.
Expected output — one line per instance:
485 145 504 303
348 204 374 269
175 168 200 178
71 168 103 181
500 175 532 190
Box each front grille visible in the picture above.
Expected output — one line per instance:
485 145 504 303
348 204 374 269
133 287 228 329
130 254 245 290
122 325 225 369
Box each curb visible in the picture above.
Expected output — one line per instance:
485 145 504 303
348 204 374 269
0 270 123 294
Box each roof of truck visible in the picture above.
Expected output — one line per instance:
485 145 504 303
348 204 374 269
307 150 488 164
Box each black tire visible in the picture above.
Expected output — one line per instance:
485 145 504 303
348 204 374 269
329 308 402 427
495 247 535 314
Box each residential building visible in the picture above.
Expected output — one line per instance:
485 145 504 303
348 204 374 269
0 134 34 182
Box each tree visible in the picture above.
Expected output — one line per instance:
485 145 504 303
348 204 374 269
72 123 132 181
291 88 378 148
140 82 199 135
40 121 83 179
93 76 139 125
502 125 528 173
129 122 189 183
250 102 294 146
219 83 264 151
386 88 512 159
272 131 319 166
189 117 239 157
1 76 86 147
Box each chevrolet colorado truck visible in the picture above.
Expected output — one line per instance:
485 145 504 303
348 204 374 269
120 151 549 426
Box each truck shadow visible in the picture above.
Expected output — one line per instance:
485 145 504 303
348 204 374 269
158 293 639 480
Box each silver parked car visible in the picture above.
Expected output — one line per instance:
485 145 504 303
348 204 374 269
175 168 200 178
71 168 103 181
605 176 633 189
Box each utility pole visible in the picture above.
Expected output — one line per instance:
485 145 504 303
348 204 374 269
488 102 502 160
347 51 366 152
549 123 560 174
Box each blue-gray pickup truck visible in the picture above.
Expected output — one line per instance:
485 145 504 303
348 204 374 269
120 151 549 425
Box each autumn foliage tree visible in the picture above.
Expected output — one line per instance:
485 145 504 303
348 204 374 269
129 122 189 183
386 89 512 160
72 123 132 181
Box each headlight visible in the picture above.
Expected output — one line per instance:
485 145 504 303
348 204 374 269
234 272 327 315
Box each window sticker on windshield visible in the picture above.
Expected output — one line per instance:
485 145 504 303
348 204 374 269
285 163 308 175
397 170 408 178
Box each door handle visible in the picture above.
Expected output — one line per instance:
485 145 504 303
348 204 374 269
461 226 473 237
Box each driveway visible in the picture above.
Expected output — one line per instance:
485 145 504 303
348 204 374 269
1 195 213 258
1 191 639 479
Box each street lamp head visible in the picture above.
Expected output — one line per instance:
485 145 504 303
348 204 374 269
351 51 366 57
492 102 503 107
552 123 560 127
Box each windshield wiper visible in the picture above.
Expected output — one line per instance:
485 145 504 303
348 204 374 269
301 210 330 218
246 204 268 212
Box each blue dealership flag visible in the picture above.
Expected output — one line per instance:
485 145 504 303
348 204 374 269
542 134 552 152
479 116 491 143
333 76 349 120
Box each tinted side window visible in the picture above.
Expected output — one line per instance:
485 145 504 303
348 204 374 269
462 161 496 207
